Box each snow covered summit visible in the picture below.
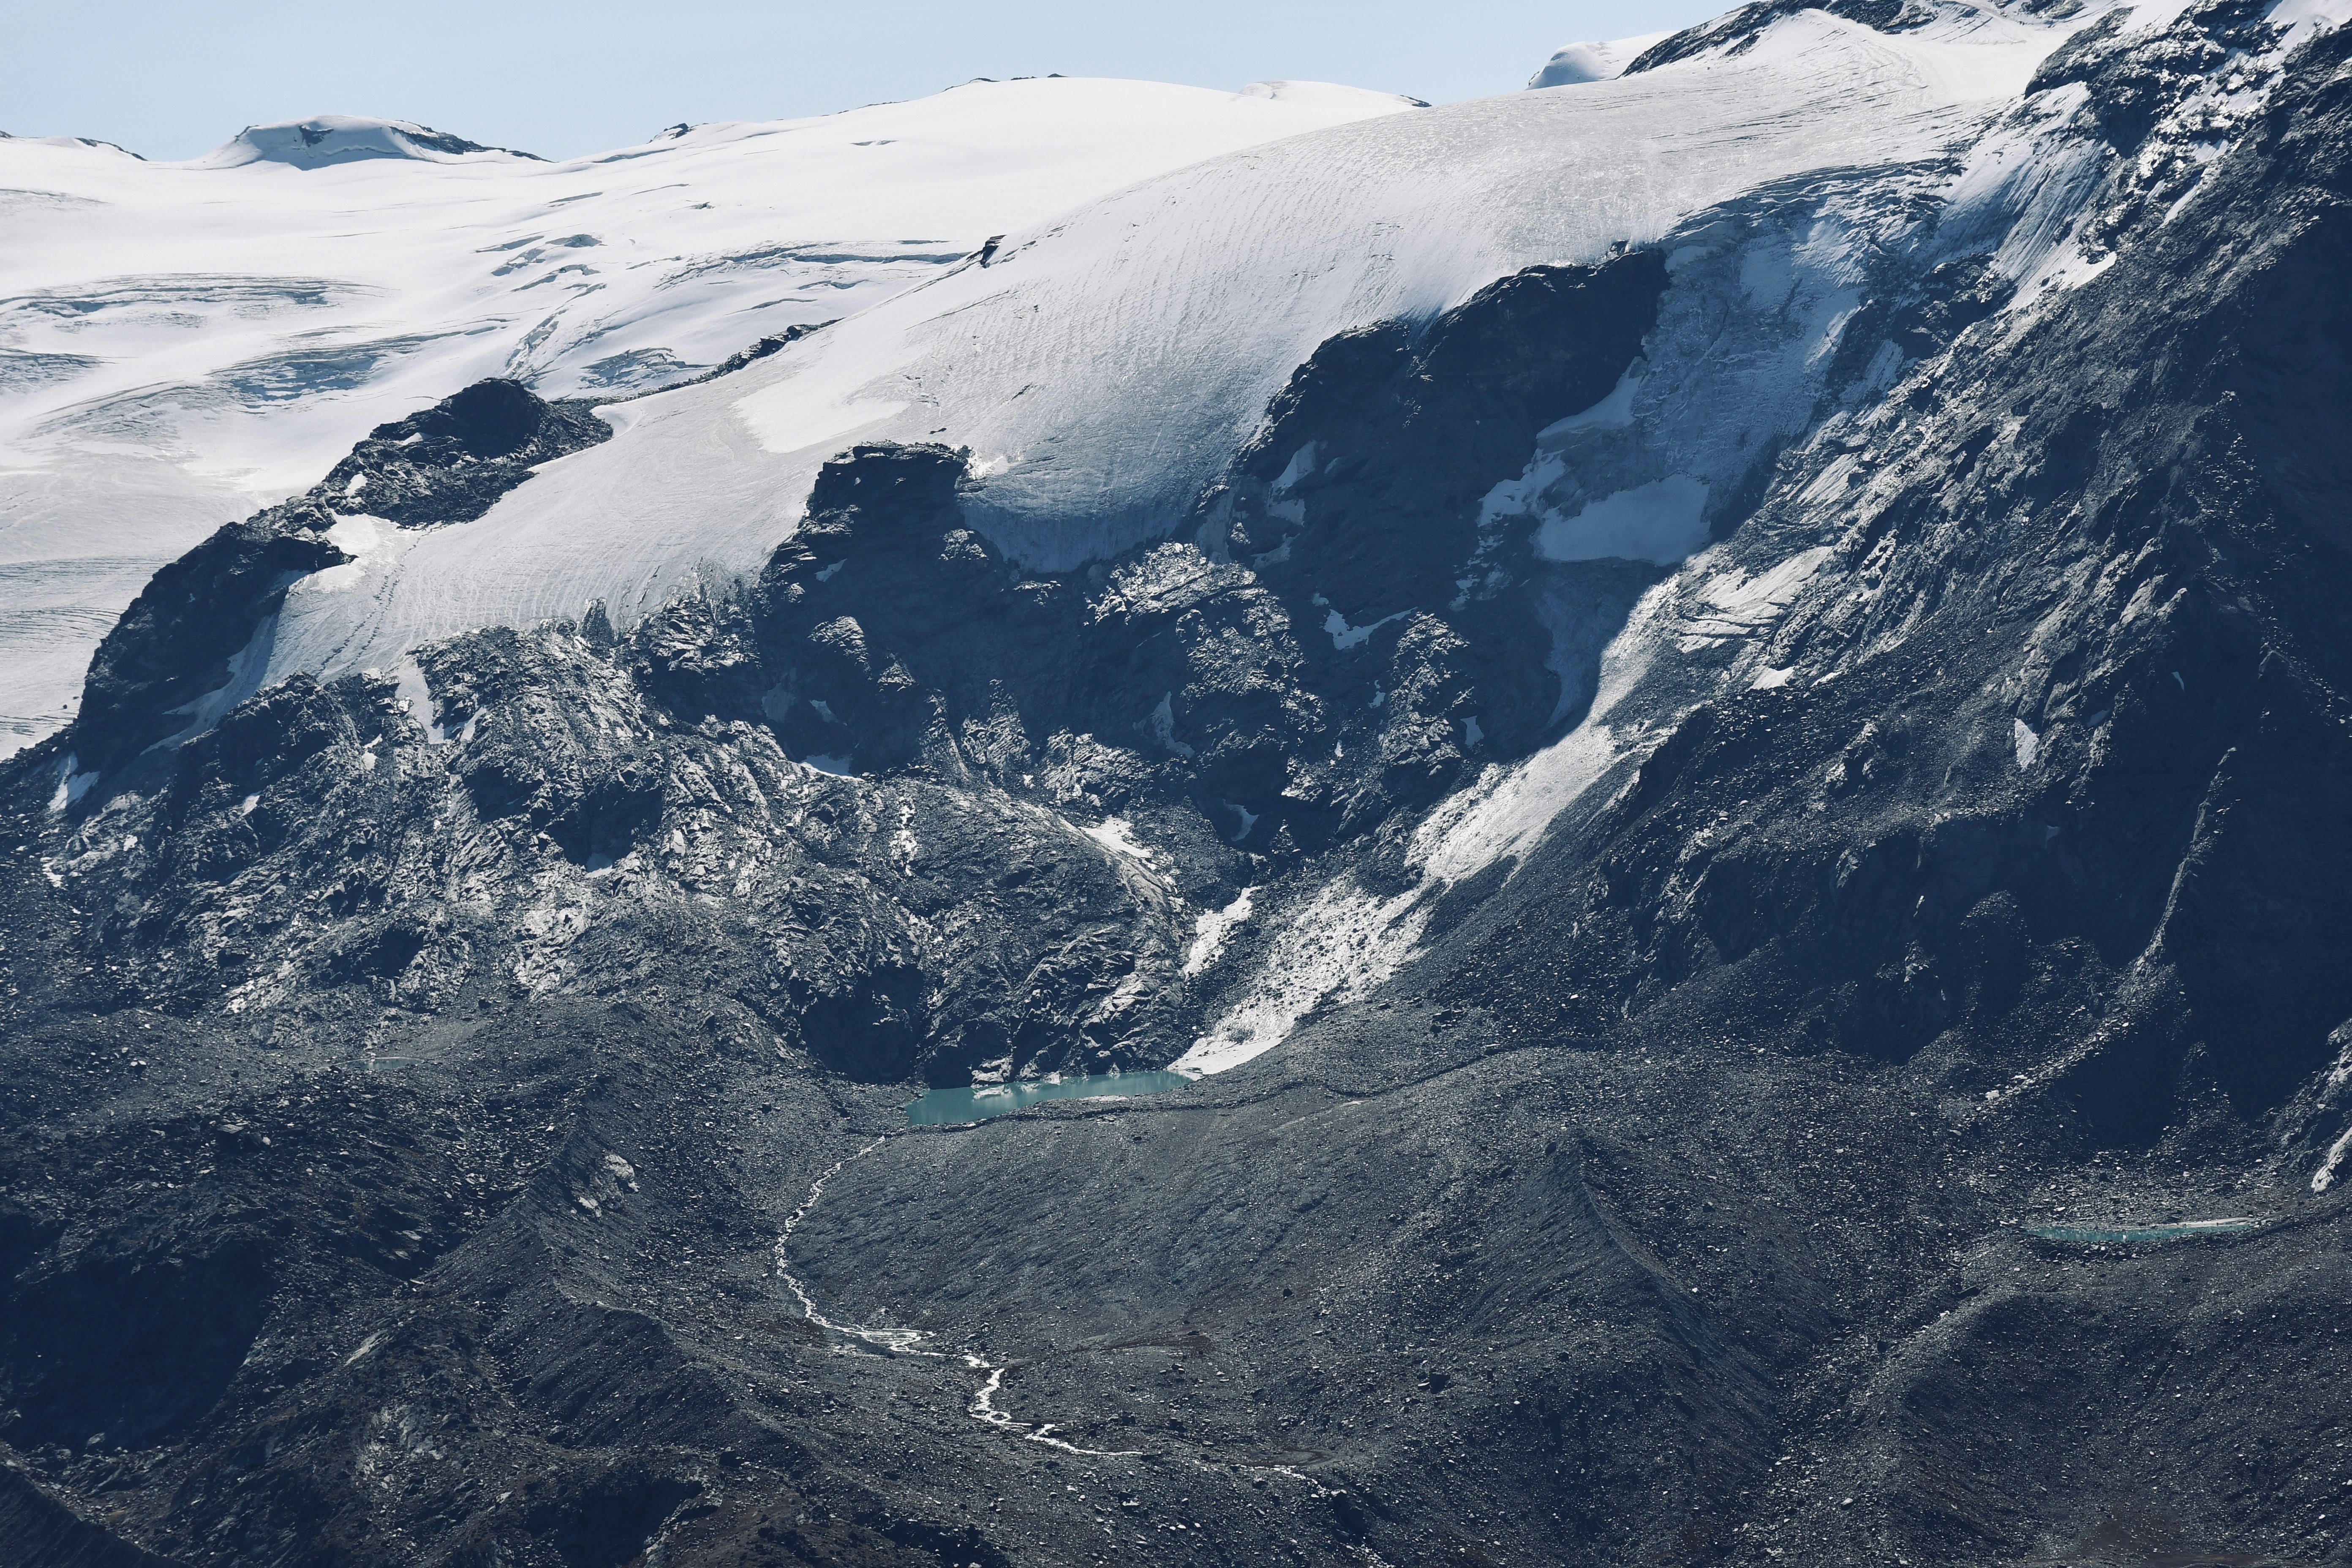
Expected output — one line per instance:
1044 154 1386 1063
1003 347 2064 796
195 114 543 169
1525 32 1672 87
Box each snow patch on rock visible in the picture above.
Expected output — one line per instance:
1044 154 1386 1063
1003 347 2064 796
1183 887 1255 976
1534 475 1712 565
1177 876 1427 1075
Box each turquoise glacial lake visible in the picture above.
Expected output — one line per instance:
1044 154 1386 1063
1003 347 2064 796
905 1070 1196 1125
2025 1219 2259 1243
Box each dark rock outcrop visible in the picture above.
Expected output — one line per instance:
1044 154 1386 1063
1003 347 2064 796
68 506 350 778
0 1462 188 1568
316 378 610 529
1625 0 1933 73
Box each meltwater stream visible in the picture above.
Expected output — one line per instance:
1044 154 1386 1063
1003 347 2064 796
769 1072 1342 1471
772 1135 1143 1457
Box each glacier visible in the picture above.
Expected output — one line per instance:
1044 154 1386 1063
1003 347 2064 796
244 5 2084 695
0 79 1417 755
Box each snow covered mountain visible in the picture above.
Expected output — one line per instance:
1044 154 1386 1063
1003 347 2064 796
0 78 1416 756
125 4 2093 724
8 0 2352 1563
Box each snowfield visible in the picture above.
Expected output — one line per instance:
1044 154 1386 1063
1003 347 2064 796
0 78 1418 754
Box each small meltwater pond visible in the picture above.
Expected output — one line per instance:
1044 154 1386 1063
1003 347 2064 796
905 1070 1196 1125
2026 1218 2260 1244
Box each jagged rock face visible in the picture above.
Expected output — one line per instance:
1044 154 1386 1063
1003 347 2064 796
67 509 353 780
1431 3 2352 1139
1626 0 1930 70
5 9 2352 1568
1209 255 1671 789
42 639 1209 1087
742 254 1675 849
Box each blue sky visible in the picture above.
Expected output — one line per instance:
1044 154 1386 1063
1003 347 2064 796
1 0 1720 161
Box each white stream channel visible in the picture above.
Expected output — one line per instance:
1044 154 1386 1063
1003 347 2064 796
772 1135 1145 1458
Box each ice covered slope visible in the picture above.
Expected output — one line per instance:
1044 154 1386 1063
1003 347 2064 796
255 3 2078 694
0 78 1416 756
